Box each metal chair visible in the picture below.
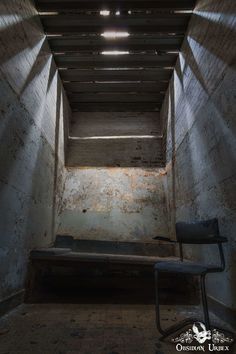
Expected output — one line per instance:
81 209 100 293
154 218 227 340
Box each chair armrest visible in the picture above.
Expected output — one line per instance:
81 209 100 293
177 235 228 244
215 236 228 243
152 236 177 243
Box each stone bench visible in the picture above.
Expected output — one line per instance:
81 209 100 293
30 247 178 266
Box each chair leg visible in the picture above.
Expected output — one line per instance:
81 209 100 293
200 274 210 330
154 270 165 336
155 271 233 342
154 270 198 341
200 275 235 340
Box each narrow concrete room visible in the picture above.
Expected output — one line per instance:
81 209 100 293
0 0 236 353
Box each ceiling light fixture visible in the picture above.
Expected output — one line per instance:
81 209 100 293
101 50 130 55
174 10 193 14
100 10 110 16
101 31 130 39
115 10 121 16
166 51 180 54
69 135 161 140
38 12 59 15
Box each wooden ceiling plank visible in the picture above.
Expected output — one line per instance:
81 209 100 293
67 93 164 102
41 14 190 27
55 54 177 69
49 36 183 45
59 68 172 81
56 60 175 69
44 25 187 35
70 102 161 112
49 36 182 53
51 45 180 52
64 82 169 93
36 0 195 12
35 0 194 113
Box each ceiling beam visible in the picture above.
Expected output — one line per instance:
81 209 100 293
41 13 190 27
64 82 168 93
41 14 190 35
45 25 187 35
70 102 161 111
67 93 164 102
59 68 172 81
36 0 195 12
55 54 177 69
49 37 182 52
35 1 194 114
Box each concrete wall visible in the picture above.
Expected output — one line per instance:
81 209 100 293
0 1 71 302
161 0 236 309
57 168 169 241
70 112 161 137
67 112 164 167
59 111 168 240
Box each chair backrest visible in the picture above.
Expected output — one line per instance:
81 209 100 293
176 218 220 244
175 218 227 269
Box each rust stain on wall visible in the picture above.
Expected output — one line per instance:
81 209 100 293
57 167 169 241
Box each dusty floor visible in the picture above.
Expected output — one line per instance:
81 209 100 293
0 304 234 354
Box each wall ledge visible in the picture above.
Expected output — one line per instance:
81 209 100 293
0 290 25 318
208 295 236 331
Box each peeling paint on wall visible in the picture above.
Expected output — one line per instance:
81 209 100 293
57 168 169 241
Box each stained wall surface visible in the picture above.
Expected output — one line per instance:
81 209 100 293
67 112 164 167
59 110 168 241
70 112 161 138
161 0 236 309
0 1 71 301
57 168 169 241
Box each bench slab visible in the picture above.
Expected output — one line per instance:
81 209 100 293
30 248 178 266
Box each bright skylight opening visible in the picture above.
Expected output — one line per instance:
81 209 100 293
38 12 59 15
101 51 130 55
101 31 130 39
47 34 63 38
69 135 161 140
174 10 193 14
166 51 180 54
100 10 110 16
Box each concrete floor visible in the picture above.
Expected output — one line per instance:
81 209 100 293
0 304 235 354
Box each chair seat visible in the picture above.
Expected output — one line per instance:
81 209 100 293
154 261 214 275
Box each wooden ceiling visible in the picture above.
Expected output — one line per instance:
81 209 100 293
35 0 195 112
